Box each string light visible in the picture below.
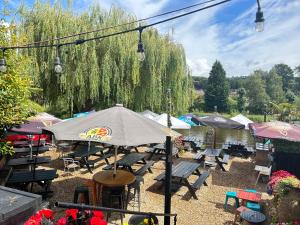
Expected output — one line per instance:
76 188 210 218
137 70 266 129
54 45 63 74
255 0 264 32
137 28 145 61
0 49 7 73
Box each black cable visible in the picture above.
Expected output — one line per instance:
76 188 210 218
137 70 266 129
0 0 231 50
6 0 221 48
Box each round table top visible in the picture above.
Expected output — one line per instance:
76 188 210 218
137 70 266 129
240 210 266 223
93 170 136 187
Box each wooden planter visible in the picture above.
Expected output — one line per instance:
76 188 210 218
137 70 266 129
277 187 300 222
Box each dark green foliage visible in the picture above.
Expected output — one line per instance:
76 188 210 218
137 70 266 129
273 64 294 92
246 71 269 114
265 69 285 103
285 90 296 103
237 88 246 112
204 61 229 112
18 2 192 116
192 76 208 90
228 76 247 90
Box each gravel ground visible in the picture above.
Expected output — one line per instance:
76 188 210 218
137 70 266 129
36 147 273 225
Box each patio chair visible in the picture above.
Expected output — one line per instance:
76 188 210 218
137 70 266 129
63 158 80 174
255 165 272 185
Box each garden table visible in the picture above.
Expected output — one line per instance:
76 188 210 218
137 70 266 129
92 170 136 205
7 156 51 167
155 161 207 199
194 148 226 171
148 143 179 160
115 153 151 173
237 190 261 205
240 210 266 224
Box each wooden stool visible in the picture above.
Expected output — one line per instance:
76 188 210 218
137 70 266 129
233 206 250 224
73 186 89 205
84 179 98 205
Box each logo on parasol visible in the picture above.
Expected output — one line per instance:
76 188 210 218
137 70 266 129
79 127 112 142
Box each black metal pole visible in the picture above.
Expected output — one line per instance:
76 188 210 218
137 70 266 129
164 136 172 225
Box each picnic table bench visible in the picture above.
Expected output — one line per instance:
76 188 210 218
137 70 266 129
155 161 209 199
194 148 228 171
6 169 58 197
68 145 113 173
147 143 179 160
7 156 51 167
13 145 50 154
103 153 154 175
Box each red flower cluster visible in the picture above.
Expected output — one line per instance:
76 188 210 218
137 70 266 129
24 209 54 225
24 209 107 225
268 170 296 190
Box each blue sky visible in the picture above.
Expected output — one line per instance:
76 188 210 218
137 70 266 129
3 0 300 77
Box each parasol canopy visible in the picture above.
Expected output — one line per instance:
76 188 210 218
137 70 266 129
249 121 300 142
43 104 181 146
139 110 159 120
192 115 245 129
10 113 62 134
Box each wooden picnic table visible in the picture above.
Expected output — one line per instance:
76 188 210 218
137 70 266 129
13 146 50 154
237 190 262 205
194 148 227 171
115 153 151 173
7 169 58 196
148 143 179 160
155 161 209 200
7 156 51 167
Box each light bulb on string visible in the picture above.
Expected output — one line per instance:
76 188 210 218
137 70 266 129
255 0 264 32
54 45 63 74
137 28 145 61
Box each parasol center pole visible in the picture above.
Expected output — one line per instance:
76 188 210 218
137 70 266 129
164 136 172 225
113 146 118 178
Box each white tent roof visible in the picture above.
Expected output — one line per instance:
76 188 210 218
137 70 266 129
139 110 159 120
154 113 191 129
230 114 253 130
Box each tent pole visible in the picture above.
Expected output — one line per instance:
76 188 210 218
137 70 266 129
113 146 118 178
213 127 217 149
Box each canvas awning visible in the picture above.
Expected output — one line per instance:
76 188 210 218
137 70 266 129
230 114 253 130
139 110 159 120
178 114 197 126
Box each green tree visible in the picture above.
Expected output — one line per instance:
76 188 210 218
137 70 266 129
246 71 269 114
18 2 193 117
285 90 296 103
265 69 285 103
204 61 229 112
237 88 246 112
273 64 294 92
0 21 32 136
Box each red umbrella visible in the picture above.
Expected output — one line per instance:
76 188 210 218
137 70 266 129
249 121 300 142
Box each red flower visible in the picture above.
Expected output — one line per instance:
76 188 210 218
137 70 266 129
37 209 53 220
57 217 67 225
90 217 107 225
24 213 42 225
65 209 78 220
92 210 104 219
293 220 300 225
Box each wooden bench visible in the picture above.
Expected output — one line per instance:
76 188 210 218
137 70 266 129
193 152 204 160
134 161 155 176
191 171 210 190
220 154 230 164
86 152 113 166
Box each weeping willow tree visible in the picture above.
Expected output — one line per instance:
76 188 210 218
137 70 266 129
18 1 193 117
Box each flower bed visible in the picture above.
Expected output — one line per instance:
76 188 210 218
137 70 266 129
24 208 107 225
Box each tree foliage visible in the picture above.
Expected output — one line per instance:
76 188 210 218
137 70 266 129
0 22 33 136
246 71 269 114
273 64 294 92
18 2 192 117
204 61 229 112
237 88 246 112
265 69 285 103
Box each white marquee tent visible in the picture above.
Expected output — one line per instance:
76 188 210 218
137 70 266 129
230 114 253 130
154 113 191 129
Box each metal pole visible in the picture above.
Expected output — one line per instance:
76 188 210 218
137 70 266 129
164 136 172 225
167 89 172 128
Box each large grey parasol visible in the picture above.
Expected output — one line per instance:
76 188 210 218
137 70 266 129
43 104 180 175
